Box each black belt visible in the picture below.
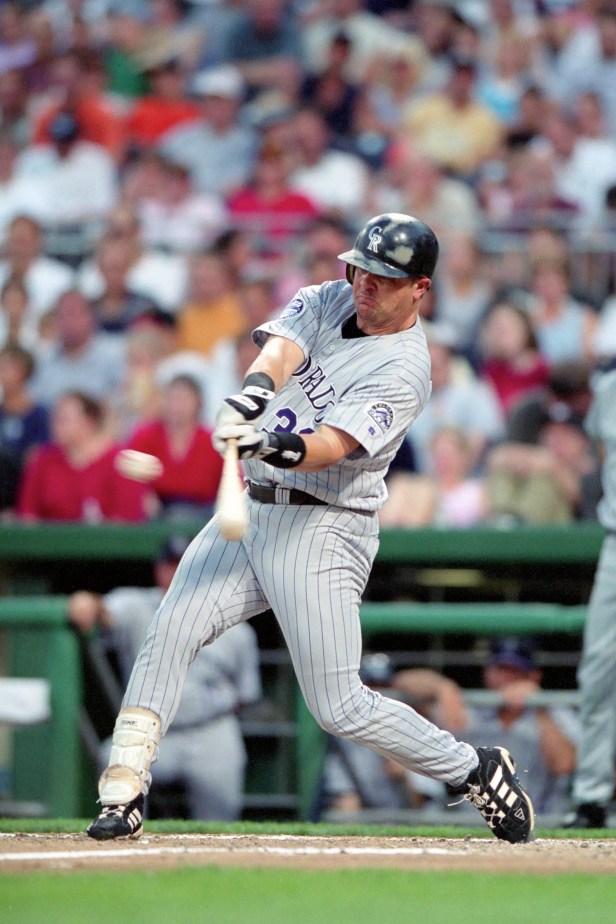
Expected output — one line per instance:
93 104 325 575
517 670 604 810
247 482 327 506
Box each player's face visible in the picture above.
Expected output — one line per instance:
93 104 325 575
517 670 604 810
352 268 430 335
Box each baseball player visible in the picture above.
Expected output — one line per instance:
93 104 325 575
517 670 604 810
565 367 616 828
87 213 535 844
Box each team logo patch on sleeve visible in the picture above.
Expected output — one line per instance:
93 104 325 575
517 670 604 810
280 298 304 318
366 402 394 432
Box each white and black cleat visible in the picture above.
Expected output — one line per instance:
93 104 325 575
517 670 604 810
87 793 145 841
452 746 535 844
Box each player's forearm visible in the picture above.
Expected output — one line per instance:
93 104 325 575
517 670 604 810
245 335 304 392
296 426 359 471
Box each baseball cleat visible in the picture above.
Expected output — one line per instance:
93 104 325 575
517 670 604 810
452 746 535 843
86 793 144 841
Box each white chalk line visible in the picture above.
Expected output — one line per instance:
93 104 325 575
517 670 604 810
0 843 464 863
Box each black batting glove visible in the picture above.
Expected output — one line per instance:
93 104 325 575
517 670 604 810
213 426 306 469
215 373 275 429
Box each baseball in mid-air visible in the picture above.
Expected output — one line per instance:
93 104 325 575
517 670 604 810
115 449 163 482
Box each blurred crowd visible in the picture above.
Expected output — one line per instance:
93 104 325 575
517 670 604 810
1 0 616 525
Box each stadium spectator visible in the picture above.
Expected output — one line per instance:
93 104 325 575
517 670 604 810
102 2 150 102
77 204 188 313
158 64 257 198
370 145 483 243
548 5 616 138
275 214 350 305
31 49 126 161
528 258 598 364
289 105 370 223
486 406 599 524
0 3 37 78
303 0 426 85
136 0 204 76
15 110 118 241
88 236 163 335
0 136 40 244
107 322 173 441
131 155 228 256
402 53 504 179
476 296 551 418
125 54 202 151
506 359 594 443
17 389 146 522
431 235 494 356
504 84 550 150
175 251 246 359
0 68 30 148
31 288 125 409
0 343 49 512
354 45 428 147
380 426 488 529
0 215 75 320
534 108 616 232
299 31 360 144
227 138 321 263
0 275 40 353
220 0 302 101
125 373 223 521
573 89 609 141
506 144 580 233
404 328 505 475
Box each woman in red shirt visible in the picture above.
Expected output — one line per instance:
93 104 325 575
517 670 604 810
17 391 147 522
478 298 550 417
227 140 321 261
127 374 223 519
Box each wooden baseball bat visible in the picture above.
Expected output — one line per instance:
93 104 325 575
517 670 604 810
216 438 248 541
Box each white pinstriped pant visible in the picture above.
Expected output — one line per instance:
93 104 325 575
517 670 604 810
124 500 477 787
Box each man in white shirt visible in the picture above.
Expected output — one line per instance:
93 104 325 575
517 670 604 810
290 106 369 222
0 215 74 320
15 111 118 230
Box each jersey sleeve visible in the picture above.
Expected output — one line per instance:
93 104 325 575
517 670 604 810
252 282 337 358
321 369 430 459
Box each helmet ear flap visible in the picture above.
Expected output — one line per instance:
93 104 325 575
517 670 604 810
346 264 356 284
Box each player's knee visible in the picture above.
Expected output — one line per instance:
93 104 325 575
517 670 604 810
310 696 372 738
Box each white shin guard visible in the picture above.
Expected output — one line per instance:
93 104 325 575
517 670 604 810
98 707 161 805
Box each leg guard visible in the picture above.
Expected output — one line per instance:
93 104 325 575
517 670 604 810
98 707 161 805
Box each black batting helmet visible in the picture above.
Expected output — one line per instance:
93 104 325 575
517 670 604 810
338 212 439 284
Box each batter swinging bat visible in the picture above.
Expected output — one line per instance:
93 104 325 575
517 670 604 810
216 438 248 541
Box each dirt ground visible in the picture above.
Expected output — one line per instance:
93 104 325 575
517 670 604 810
2 832 616 874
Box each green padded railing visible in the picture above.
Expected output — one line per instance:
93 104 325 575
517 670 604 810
0 521 606 563
0 596 82 817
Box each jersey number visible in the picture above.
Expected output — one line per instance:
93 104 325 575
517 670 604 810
272 408 313 435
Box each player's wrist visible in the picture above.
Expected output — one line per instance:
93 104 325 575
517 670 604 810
220 373 276 425
240 430 306 468
261 432 306 468
242 372 275 399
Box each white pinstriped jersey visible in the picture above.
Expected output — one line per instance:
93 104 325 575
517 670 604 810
244 279 431 511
